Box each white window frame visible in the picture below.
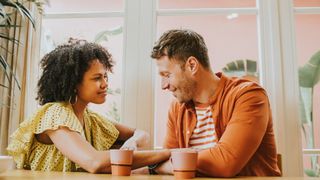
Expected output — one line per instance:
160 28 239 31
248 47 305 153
258 0 303 176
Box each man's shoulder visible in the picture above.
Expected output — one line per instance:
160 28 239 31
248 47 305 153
226 77 266 97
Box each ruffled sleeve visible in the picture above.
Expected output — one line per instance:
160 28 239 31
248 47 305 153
85 109 119 151
7 102 83 169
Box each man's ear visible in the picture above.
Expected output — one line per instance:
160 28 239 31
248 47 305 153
185 56 199 75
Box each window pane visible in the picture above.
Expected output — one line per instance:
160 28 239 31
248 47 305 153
44 0 124 13
294 0 320 7
295 13 320 176
41 17 123 122
303 154 320 177
154 14 258 147
158 0 256 9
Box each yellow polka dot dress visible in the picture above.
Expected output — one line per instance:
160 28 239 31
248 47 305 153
7 102 119 172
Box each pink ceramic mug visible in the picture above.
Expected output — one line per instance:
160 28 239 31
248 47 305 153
171 150 198 179
0 156 14 173
110 149 133 176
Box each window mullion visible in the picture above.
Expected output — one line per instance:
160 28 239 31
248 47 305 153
123 0 156 147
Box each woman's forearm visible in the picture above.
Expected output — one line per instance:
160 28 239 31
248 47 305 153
95 149 170 173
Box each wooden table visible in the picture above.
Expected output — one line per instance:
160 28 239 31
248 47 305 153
0 170 319 180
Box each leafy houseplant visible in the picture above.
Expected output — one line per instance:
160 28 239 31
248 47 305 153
0 0 46 107
222 59 259 83
222 54 320 177
298 50 320 177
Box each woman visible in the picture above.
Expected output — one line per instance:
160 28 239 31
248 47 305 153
7 39 170 173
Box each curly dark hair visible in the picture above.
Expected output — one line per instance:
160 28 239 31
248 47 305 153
151 29 210 70
36 38 114 105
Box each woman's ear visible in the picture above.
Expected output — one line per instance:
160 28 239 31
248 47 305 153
186 56 199 75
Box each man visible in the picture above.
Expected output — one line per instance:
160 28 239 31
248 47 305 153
150 29 281 177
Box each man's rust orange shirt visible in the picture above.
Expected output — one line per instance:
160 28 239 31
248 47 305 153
163 73 281 177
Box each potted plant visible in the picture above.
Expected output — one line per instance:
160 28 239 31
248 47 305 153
0 0 46 107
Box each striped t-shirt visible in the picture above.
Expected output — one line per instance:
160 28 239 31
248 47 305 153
189 105 217 149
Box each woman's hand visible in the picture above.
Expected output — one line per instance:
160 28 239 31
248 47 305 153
120 137 138 150
120 129 150 150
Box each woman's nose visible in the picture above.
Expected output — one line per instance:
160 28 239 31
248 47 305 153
101 78 108 89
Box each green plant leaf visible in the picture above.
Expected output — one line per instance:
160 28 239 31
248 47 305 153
0 1 4 12
299 87 312 125
304 168 317 177
222 59 258 77
0 16 13 26
0 55 13 82
94 26 123 43
0 33 20 44
1 0 35 28
298 50 320 169
15 1 35 28
0 24 21 27
0 83 9 89
0 7 13 25
299 50 320 87
0 44 12 53
0 55 21 90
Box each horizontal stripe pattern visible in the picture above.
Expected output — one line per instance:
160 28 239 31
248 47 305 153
189 106 217 149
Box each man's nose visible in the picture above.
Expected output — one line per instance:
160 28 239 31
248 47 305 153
161 78 169 90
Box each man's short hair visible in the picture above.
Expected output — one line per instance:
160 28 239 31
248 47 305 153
151 29 211 69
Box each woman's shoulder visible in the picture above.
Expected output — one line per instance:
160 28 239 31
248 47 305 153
25 102 82 134
39 102 72 114
7 102 79 169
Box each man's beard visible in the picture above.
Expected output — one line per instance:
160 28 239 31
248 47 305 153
175 77 196 103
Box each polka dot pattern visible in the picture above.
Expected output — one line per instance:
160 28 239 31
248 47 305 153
7 102 119 172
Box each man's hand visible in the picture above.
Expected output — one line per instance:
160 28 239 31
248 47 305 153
155 159 173 175
132 166 149 174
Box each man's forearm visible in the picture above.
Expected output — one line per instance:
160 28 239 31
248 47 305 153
155 159 173 175
132 149 170 170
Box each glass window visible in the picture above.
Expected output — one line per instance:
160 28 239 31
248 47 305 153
295 13 320 176
158 0 256 9
154 14 258 147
